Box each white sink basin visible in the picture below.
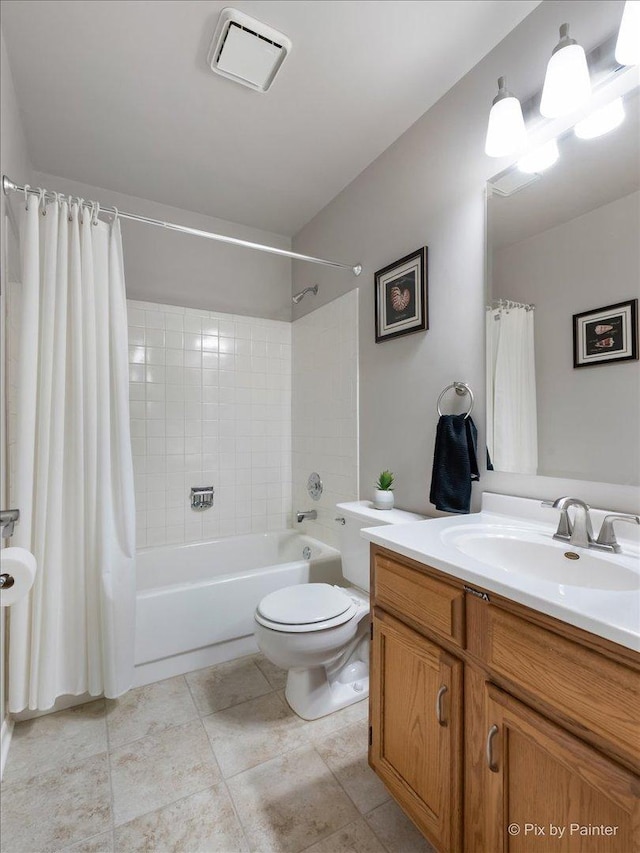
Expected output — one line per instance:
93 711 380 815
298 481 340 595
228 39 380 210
443 526 640 591
360 495 640 651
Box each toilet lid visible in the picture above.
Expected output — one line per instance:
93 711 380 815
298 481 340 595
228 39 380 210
257 583 352 626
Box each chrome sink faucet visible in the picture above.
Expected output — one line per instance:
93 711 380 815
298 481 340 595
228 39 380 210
544 497 594 549
543 497 639 553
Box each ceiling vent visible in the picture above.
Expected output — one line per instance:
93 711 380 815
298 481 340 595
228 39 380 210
207 8 291 93
489 169 540 198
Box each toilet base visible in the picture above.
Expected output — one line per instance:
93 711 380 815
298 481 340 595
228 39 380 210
284 656 369 720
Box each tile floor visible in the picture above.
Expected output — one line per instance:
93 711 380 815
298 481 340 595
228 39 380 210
1 654 434 853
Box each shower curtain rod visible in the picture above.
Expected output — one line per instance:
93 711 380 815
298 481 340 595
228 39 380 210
487 298 535 311
2 176 363 276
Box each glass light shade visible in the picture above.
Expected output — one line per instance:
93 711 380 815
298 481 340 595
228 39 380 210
485 96 527 157
540 43 591 118
616 1 640 66
574 98 625 139
518 140 560 174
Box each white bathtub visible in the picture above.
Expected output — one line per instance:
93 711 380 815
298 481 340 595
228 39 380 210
134 531 343 686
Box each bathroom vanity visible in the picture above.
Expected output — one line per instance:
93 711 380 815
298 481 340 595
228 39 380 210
363 495 640 853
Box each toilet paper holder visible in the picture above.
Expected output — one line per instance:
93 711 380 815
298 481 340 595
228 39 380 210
0 508 19 539
1 509 21 590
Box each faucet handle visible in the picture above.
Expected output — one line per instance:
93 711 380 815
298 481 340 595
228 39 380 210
596 514 640 551
541 499 573 539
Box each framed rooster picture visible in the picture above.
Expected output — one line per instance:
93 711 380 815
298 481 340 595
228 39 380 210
374 247 428 342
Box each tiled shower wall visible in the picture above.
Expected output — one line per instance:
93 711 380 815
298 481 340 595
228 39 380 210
292 290 359 547
128 300 292 547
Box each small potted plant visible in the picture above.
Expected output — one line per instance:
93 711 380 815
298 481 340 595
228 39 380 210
373 470 395 510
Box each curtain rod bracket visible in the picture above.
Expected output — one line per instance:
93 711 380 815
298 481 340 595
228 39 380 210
3 175 17 195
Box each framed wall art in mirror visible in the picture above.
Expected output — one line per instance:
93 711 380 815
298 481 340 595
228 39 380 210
573 299 638 368
486 87 640 487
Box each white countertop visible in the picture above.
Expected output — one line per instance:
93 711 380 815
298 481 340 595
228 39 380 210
361 493 640 652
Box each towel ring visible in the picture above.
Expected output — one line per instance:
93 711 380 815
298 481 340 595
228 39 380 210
437 382 474 419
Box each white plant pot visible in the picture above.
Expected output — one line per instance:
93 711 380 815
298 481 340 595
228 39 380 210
373 489 394 510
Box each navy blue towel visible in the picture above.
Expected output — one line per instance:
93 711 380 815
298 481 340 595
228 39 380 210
429 415 479 514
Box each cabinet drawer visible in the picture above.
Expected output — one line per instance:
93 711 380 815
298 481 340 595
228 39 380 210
484 606 640 765
373 553 465 648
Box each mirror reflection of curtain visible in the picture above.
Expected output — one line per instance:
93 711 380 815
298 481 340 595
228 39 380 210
486 304 538 474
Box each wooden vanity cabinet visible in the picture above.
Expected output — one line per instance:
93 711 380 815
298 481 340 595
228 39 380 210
369 608 463 851
368 545 640 853
482 683 640 853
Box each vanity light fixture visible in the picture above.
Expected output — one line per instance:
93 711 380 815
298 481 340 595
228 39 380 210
484 76 527 158
518 139 560 174
615 1 640 66
540 24 591 118
574 97 625 139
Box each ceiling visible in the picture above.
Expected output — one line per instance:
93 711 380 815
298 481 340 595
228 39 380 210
2 0 540 236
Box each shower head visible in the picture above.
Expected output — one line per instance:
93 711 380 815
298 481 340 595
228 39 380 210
292 284 318 305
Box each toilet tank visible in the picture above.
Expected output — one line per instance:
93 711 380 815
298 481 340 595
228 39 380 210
336 501 425 591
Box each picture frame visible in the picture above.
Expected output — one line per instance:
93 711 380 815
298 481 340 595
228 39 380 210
573 299 638 368
374 247 428 343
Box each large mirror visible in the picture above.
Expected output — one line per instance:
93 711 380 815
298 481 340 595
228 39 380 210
486 87 640 487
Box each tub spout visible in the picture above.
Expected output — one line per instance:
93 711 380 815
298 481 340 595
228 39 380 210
297 510 317 523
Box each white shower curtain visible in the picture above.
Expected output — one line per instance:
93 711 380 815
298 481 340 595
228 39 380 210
9 194 135 712
486 305 538 475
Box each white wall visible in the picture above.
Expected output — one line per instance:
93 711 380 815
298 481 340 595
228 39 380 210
1 26 33 770
1 29 32 281
128 299 292 547
293 290 359 547
31 171 293 321
494 191 640 486
292 0 640 515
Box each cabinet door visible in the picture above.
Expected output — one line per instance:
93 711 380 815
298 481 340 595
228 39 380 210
370 609 463 852
483 683 640 852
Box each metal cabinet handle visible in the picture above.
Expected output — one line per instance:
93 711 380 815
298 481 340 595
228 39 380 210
486 724 499 772
436 685 448 726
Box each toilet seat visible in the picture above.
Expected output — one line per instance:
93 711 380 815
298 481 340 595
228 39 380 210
255 583 358 633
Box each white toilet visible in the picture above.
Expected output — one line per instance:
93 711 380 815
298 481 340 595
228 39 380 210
254 500 424 720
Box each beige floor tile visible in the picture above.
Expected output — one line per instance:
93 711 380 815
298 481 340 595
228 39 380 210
185 656 272 715
110 719 221 826
63 831 114 852
365 800 435 853
106 675 198 749
3 700 107 785
253 653 288 691
313 719 390 814
114 784 248 852
0 754 111 853
302 818 386 853
227 744 359 853
298 694 368 740
203 692 308 778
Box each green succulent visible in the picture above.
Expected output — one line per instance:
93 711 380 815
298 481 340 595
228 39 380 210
375 470 394 491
